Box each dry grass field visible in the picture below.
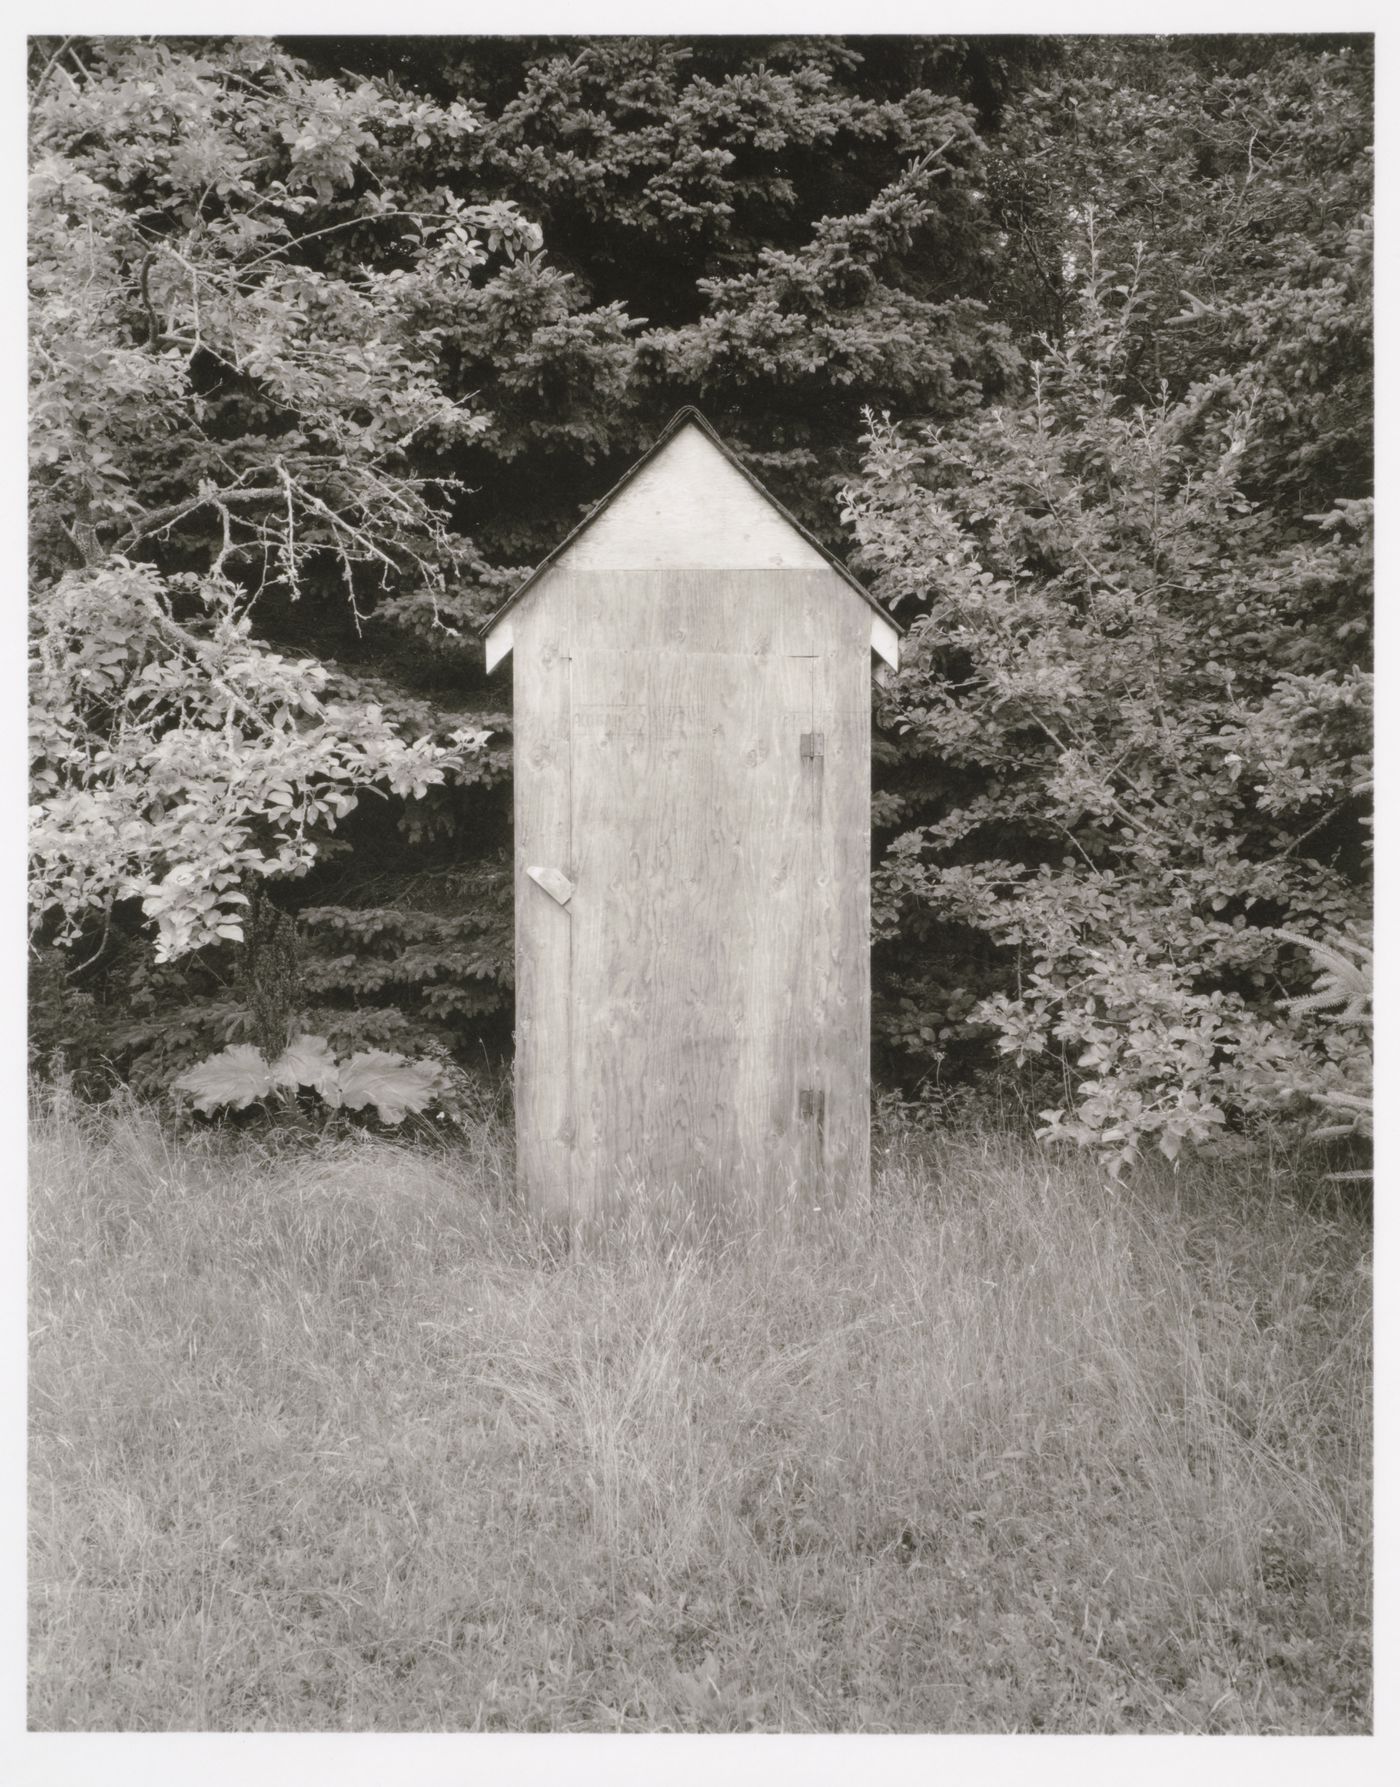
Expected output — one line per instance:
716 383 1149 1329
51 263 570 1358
28 1086 1371 1733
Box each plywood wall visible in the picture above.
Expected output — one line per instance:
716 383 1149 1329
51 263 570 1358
512 564 871 1223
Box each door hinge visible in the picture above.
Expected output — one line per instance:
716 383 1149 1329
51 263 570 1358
798 1088 826 1122
800 731 825 761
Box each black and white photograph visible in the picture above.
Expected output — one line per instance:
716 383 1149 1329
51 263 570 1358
15 3 1382 1772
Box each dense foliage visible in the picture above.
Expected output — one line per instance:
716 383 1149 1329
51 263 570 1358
29 34 1372 1167
32 32 1033 1087
289 33 1031 557
845 37 1372 1165
27 36 517 1078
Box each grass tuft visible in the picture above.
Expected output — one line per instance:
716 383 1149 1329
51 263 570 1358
29 1085 1371 1732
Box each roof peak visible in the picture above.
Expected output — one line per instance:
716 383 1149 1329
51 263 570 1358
481 408 900 649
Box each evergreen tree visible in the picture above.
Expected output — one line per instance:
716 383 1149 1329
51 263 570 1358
33 32 1037 1088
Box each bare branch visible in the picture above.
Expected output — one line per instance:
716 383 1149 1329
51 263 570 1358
30 36 76 102
113 487 285 555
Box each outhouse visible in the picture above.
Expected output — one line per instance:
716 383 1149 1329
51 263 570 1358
483 408 899 1222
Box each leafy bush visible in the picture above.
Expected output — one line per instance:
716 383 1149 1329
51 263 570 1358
844 209 1370 1170
27 37 516 1017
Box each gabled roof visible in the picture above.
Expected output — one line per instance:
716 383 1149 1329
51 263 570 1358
481 407 900 669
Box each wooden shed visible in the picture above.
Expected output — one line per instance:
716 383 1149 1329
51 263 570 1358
483 408 899 1223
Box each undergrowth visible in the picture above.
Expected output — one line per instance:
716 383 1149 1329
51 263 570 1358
28 1086 1371 1732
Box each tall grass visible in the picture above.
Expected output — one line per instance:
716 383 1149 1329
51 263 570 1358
28 1086 1371 1732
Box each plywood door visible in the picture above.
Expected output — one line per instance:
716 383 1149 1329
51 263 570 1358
527 566 870 1219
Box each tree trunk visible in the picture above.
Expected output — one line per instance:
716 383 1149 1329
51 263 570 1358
240 883 300 1061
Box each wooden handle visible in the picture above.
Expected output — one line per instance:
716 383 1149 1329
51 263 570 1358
526 865 574 906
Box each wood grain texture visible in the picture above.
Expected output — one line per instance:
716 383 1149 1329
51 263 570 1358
560 423 829 572
809 586 872 1204
510 576 574 1221
511 565 871 1221
525 865 574 906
